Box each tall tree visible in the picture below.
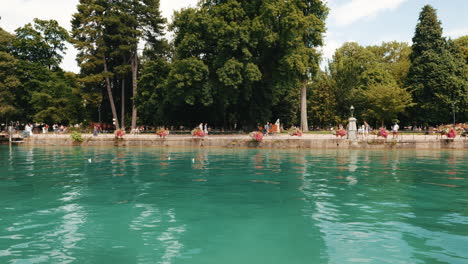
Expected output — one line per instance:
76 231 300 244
328 42 378 118
446 39 468 123
452 36 468 122
131 0 166 129
72 0 166 130
72 0 120 129
167 0 327 128
406 5 465 125
308 71 339 127
0 28 20 122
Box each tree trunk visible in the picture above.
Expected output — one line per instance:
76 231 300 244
121 78 125 129
104 60 120 130
131 53 138 130
300 80 309 132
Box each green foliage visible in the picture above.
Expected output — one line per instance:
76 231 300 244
165 0 328 127
0 28 20 120
328 42 378 118
70 131 84 142
15 60 85 124
367 41 411 87
2 1 465 129
453 35 468 63
135 45 172 125
71 0 167 127
326 41 412 123
407 5 467 125
11 19 69 69
359 83 414 124
0 22 85 125
308 72 340 126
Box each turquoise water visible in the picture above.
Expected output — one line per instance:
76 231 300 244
0 146 467 264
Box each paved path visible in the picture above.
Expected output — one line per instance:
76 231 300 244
28 132 466 142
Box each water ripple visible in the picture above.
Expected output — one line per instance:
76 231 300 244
0 147 467 264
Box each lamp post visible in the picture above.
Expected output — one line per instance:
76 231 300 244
347 105 358 141
452 101 456 126
98 103 102 125
83 99 87 124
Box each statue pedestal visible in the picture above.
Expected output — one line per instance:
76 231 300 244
347 117 357 141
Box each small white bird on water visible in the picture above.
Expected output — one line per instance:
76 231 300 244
88 158 92 163
192 158 195 163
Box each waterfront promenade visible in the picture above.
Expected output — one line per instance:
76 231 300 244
19 133 468 150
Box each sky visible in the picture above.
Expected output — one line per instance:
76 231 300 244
0 0 467 73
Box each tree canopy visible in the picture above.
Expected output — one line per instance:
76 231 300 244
0 3 466 130
406 5 467 125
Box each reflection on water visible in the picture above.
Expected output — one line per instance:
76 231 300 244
0 146 467 264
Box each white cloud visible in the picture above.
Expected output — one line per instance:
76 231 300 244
161 0 197 23
320 30 357 68
0 0 78 32
0 0 197 73
445 27 468 39
1 0 80 72
321 37 341 62
331 0 408 27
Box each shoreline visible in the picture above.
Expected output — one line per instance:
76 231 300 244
12 133 468 150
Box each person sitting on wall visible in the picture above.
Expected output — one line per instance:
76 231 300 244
335 124 347 138
115 129 125 139
447 128 457 139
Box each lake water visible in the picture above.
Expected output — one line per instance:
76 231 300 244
0 146 467 264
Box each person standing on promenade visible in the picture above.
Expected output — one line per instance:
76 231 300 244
364 121 370 137
204 123 208 135
24 124 30 137
93 124 99 136
392 122 399 138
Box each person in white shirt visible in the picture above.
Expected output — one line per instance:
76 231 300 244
392 123 399 138
24 124 33 137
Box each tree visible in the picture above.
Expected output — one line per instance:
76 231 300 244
359 82 414 125
325 41 416 125
308 71 339 127
2 19 85 124
135 43 171 126
11 19 69 70
453 35 468 63
71 0 166 130
367 41 411 87
452 36 468 121
27 68 84 124
166 0 328 128
328 42 378 118
111 0 166 129
445 39 468 123
406 5 465 124
72 0 124 129
0 28 20 122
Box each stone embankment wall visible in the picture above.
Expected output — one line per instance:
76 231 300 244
22 134 468 150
